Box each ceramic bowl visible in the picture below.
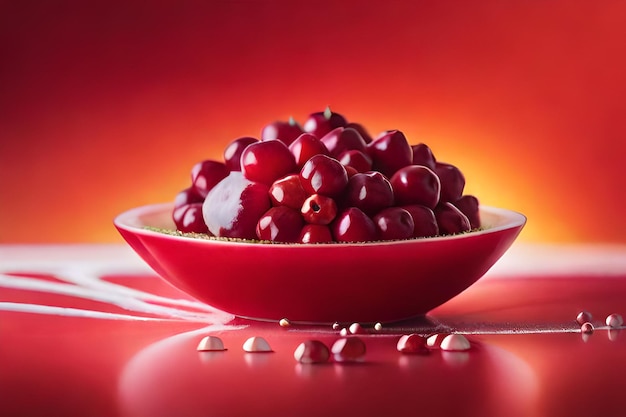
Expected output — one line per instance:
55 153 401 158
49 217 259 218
114 203 525 324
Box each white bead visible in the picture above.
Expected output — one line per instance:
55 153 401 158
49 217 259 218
440 334 471 351
279 318 291 327
243 336 273 352
196 336 225 351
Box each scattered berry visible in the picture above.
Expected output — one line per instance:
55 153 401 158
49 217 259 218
397 334 430 354
294 340 330 364
576 311 593 325
331 336 366 362
581 322 594 334
606 313 623 328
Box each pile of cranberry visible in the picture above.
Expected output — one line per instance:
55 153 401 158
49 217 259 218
172 108 480 243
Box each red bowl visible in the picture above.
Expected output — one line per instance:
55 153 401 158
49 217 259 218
114 203 525 324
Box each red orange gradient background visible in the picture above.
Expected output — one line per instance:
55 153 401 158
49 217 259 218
1 1 625 244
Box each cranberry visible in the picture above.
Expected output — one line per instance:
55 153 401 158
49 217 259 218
261 117 303 146
344 171 394 216
288 133 329 169
173 203 209 233
294 340 331 363
338 149 373 173
203 172 271 240
390 165 441 209
332 207 378 242
397 334 430 354
301 194 337 225
366 130 413 178
411 143 437 170
401 205 439 238
256 206 303 243
453 195 480 229
434 202 471 235
320 127 367 158
174 187 204 209
269 174 307 210
299 224 334 243
344 165 359 178
223 136 258 171
345 122 373 143
435 162 465 202
373 207 414 241
300 154 349 198
190 160 230 198
303 107 348 138
241 140 297 186
331 336 366 362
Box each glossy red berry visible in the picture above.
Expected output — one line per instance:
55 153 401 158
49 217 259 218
301 194 337 225
174 187 204 209
373 207 415 241
332 207 378 242
300 154 349 198
338 149 373 173
401 205 439 238
241 140 297 186
261 117 304 146
288 133 329 169
303 107 347 138
190 160 231 198
344 171 394 216
345 122 373 143
434 202 471 235
390 165 441 209
269 174 307 210
173 203 209 233
320 127 367 158
366 130 413 178
344 165 359 178
223 136 259 171
299 224 334 243
411 143 437 170
453 195 480 229
256 206 304 243
331 336 366 362
203 172 271 240
435 162 466 202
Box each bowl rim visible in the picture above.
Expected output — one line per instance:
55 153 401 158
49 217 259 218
114 203 527 248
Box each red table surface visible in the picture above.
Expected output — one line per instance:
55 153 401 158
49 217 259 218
1 244 626 417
